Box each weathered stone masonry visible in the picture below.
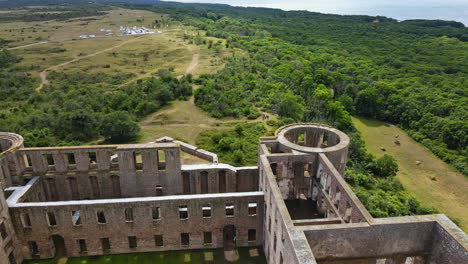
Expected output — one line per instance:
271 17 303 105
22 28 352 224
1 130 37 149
0 124 467 264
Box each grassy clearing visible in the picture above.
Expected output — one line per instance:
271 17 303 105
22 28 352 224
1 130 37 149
0 8 164 48
23 247 267 264
10 27 225 90
352 116 468 231
138 98 232 145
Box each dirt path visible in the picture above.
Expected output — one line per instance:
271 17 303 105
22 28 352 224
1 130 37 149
185 52 199 74
35 36 141 91
352 116 468 231
6 41 50 50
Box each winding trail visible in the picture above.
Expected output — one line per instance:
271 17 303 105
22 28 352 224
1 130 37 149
35 36 141 91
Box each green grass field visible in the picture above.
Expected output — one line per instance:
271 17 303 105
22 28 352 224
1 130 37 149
352 116 468 231
3 7 226 90
23 247 266 264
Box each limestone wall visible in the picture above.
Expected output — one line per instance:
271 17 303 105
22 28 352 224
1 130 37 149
9 189 264 260
303 220 434 260
0 133 25 264
259 155 317 264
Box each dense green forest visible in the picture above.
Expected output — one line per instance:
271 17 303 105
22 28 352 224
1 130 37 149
0 49 193 145
0 0 466 220
117 1 467 176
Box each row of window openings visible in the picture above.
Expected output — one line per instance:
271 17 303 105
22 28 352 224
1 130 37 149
24 150 167 170
28 230 258 256
182 170 227 194
43 176 162 200
20 203 258 228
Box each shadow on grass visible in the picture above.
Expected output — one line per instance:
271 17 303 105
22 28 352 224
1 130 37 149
352 116 389 128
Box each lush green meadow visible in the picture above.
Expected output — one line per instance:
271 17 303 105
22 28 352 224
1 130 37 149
352 116 468 231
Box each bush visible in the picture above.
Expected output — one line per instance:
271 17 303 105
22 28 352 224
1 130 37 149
367 154 399 177
100 111 140 143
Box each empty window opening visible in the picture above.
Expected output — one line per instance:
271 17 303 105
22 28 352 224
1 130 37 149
248 229 256 242
133 152 142 171
128 236 137 249
179 206 188 219
46 212 57 226
72 211 82 226
155 185 163 196
152 207 160 220
270 163 278 176
28 241 39 256
322 132 329 147
125 208 134 222
297 132 305 144
89 152 97 164
89 176 100 198
0 223 8 240
225 203 234 217
78 239 87 253
181 233 190 246
68 177 80 200
101 238 111 252
97 211 106 224
273 233 277 251
25 154 33 167
248 202 257 216
280 253 284 264
218 170 226 193
8 253 16 264
345 202 352 223
200 171 208 194
21 213 32 228
203 232 212 245
202 205 211 218
158 150 166 170
111 175 121 198
67 153 76 165
268 218 271 232
182 172 191 194
334 187 341 208
155 235 163 247
0 222 8 240
45 154 54 166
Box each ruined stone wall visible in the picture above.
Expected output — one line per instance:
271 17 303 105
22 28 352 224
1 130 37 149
0 133 25 264
313 154 371 223
10 190 264 260
259 155 316 264
0 186 23 264
180 165 258 194
427 215 468 264
303 220 435 261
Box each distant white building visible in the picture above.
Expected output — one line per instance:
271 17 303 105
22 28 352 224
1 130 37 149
79 35 88 39
89 35 96 38
120 25 154 35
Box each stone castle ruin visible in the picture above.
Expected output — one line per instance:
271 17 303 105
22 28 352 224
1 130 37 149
0 124 466 263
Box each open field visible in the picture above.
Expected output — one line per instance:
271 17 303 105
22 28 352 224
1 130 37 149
0 8 166 48
352 116 468 231
23 247 267 264
3 7 225 89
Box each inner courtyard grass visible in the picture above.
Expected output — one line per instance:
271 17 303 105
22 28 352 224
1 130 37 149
352 116 468 231
23 247 267 264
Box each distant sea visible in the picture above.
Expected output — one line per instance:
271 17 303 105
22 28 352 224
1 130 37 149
162 0 468 26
